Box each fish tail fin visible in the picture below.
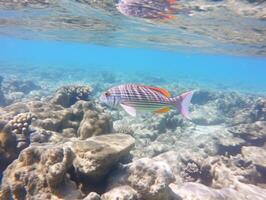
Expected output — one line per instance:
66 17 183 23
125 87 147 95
173 90 195 120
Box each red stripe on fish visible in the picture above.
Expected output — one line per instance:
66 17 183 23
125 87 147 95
101 84 194 119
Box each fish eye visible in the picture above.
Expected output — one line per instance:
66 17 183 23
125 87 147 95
105 92 111 97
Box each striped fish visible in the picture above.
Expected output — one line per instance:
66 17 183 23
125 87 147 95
116 0 177 20
100 84 194 119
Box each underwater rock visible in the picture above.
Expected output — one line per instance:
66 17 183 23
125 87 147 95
9 112 33 150
0 113 33 177
0 120 17 178
216 92 252 117
208 154 266 189
252 98 266 121
1 143 81 200
0 98 108 138
0 84 111 139
167 153 266 199
107 158 176 200
3 79 41 95
146 141 170 157
30 127 54 143
152 150 185 184
31 100 91 135
1 133 134 199
191 91 254 125
51 85 91 108
101 185 139 200
170 181 266 200
230 98 266 125
241 146 266 170
83 192 101 200
30 127 67 144
216 134 246 155
228 121 266 145
0 102 30 119
154 148 265 188
191 90 217 105
143 110 185 134
70 134 135 182
192 103 225 125
180 159 212 185
156 111 185 132
154 150 213 186
77 109 112 139
5 92 25 105
113 122 134 136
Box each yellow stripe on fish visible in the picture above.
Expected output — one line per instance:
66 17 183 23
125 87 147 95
100 84 194 119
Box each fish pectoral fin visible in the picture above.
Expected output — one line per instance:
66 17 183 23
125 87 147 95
154 107 171 114
120 104 136 117
146 86 171 98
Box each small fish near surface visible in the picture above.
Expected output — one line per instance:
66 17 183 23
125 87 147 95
116 0 178 20
100 84 195 119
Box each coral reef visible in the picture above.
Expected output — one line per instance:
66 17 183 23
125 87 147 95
0 80 266 199
228 121 266 145
0 85 111 139
2 79 41 95
0 133 135 199
51 85 91 108
101 186 139 200
170 181 266 200
77 110 112 139
1 144 80 200
241 146 266 171
70 134 135 182
9 112 33 150
0 77 42 105
0 113 33 177
0 85 113 182
105 158 176 200
4 79 41 105
84 192 101 200
191 90 216 105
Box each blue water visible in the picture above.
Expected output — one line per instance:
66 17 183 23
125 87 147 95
1 1 266 199
1 37 265 94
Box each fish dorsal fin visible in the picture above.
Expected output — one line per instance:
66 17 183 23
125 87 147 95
154 107 171 114
146 86 171 98
120 104 136 117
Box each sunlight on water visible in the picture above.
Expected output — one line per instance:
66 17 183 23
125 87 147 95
0 0 265 55
0 0 266 200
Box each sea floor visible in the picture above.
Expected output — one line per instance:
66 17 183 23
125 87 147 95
0 67 266 199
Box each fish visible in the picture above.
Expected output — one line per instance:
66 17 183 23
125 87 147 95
116 0 177 20
100 84 194 119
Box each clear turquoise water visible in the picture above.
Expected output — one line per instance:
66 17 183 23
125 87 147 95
1 1 266 198
0 0 266 96
0 37 265 94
